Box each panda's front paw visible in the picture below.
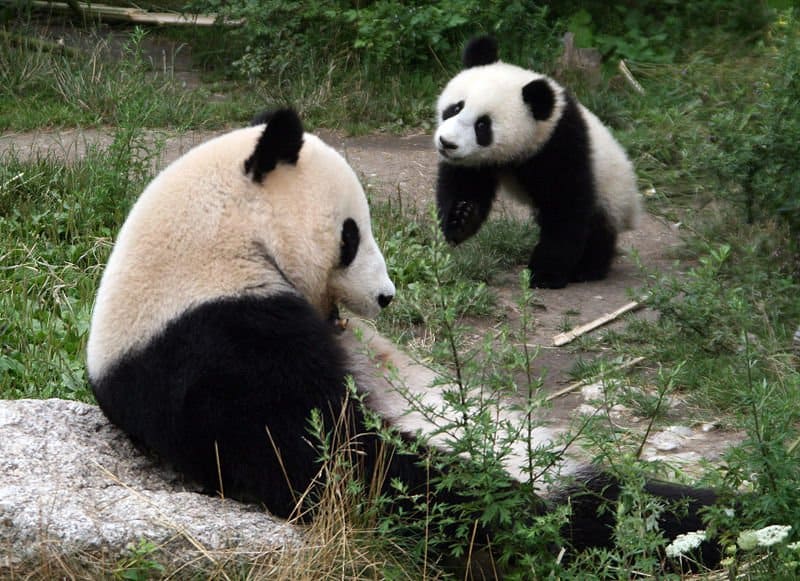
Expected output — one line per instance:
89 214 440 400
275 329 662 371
443 200 481 244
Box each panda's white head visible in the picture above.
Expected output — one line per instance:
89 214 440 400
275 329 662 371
434 36 566 166
87 109 394 376
243 110 396 320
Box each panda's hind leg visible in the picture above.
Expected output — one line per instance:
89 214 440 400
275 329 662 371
570 214 616 283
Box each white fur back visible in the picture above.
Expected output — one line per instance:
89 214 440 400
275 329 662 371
580 105 641 231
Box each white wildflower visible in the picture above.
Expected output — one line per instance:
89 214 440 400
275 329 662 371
787 541 800 551
738 525 792 550
755 525 792 547
666 530 707 558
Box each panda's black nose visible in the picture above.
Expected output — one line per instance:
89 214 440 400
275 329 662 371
439 136 458 150
378 293 393 309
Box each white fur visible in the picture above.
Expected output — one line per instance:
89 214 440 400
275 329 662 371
435 62 565 165
580 105 641 231
434 61 640 232
87 126 394 379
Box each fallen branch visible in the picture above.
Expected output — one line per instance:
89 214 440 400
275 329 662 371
552 298 646 346
17 0 243 26
546 356 646 401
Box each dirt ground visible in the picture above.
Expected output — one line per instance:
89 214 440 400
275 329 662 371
0 127 742 475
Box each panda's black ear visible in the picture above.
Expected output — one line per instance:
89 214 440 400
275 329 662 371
522 79 555 121
462 36 499 68
245 108 304 183
250 110 275 126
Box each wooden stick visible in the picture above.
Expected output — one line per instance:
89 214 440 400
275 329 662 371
546 356 645 401
552 298 645 346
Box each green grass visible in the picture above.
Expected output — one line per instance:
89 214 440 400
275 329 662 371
0 22 443 133
0 132 153 399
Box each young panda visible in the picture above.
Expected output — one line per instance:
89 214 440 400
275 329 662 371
435 36 642 289
87 109 717 568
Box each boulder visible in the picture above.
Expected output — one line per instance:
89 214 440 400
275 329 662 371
0 398 300 574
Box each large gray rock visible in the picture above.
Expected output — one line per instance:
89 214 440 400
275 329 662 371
0 398 300 572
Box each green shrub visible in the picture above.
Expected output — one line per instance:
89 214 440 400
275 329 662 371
706 10 800 255
554 0 773 63
192 0 558 77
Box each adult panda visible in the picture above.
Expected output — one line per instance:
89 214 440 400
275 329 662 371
87 109 717 568
435 36 642 289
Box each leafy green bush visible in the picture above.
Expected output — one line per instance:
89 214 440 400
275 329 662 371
191 0 559 77
554 0 773 63
705 10 800 256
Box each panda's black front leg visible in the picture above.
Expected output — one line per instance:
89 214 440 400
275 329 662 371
436 162 498 244
528 217 590 289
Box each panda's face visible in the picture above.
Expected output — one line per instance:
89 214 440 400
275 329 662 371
325 180 396 319
269 133 395 320
434 62 563 166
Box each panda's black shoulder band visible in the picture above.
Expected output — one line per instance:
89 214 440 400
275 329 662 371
244 108 304 184
462 35 499 68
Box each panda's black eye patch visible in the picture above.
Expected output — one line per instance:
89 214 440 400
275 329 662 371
340 218 360 267
442 101 464 121
474 115 492 146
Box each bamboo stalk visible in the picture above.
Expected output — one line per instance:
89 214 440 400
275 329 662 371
552 298 646 346
619 59 645 95
546 356 645 401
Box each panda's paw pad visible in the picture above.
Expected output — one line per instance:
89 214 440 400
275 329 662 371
452 199 477 222
445 201 480 243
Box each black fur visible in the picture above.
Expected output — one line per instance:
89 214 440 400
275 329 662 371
244 108 304 184
442 100 464 121
436 162 499 245
474 115 493 146
438 87 617 288
90 294 435 518
557 470 721 569
522 78 555 121
339 218 360 267
462 35 499 68
517 93 615 288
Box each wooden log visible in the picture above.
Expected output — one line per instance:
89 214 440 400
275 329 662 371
17 0 243 26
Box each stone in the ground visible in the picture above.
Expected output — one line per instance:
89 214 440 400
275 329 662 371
0 398 300 573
